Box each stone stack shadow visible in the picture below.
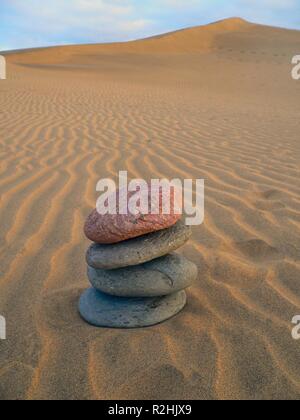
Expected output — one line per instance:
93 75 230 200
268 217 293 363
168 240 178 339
79 220 198 328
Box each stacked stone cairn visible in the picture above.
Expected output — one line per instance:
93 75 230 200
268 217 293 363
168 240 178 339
79 188 198 328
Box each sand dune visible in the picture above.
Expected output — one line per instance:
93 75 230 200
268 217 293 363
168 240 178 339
0 18 300 400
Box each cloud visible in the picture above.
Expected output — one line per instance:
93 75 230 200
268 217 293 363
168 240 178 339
243 0 296 8
158 0 200 9
1 0 152 49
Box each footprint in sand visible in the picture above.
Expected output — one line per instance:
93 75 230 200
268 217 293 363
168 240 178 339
210 251 266 291
87 329 217 399
234 239 282 263
254 200 285 211
248 189 286 211
211 238 282 291
256 190 282 200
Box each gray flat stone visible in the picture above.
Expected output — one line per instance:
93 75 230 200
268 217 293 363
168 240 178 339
88 253 198 297
79 288 187 328
86 219 192 269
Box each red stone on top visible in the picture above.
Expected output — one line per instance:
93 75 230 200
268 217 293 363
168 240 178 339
84 185 182 244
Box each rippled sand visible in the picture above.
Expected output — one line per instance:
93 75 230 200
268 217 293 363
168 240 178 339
0 18 300 400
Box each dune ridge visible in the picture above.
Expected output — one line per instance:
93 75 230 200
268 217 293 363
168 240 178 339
0 19 300 400
3 17 300 63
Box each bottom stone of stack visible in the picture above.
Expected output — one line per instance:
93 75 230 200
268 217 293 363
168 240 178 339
79 288 187 328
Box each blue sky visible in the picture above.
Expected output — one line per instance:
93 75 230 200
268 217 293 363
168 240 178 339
1 0 299 51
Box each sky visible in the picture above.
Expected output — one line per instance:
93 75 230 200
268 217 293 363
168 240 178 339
0 0 299 51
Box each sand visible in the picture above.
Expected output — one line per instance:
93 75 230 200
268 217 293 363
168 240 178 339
0 18 300 400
